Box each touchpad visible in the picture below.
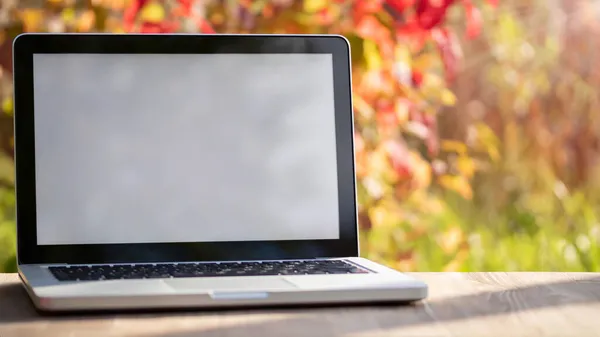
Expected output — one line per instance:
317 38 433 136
164 277 297 292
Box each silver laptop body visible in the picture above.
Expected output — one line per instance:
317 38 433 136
13 33 427 312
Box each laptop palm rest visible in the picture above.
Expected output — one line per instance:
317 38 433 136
164 277 297 293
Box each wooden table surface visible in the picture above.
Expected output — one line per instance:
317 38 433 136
1 272 600 337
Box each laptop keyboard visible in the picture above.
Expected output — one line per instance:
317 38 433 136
48 260 371 281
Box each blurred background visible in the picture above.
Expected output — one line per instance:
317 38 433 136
1 0 599 272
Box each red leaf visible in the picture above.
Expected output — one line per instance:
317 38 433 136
411 70 424 87
464 2 482 39
178 0 193 13
198 20 216 34
415 0 455 30
395 17 429 50
161 21 179 33
124 0 148 32
395 17 421 36
139 22 162 34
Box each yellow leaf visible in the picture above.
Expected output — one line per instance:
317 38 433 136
456 156 476 178
61 8 76 24
473 123 501 162
303 0 328 12
139 0 165 23
363 39 382 70
20 9 44 32
441 140 467 155
2 98 12 115
440 88 457 106
438 175 473 199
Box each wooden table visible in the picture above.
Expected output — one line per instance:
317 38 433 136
1 273 600 337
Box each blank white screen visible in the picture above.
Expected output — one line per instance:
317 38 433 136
33 53 340 245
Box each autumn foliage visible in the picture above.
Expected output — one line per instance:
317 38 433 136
0 0 495 272
2 0 599 273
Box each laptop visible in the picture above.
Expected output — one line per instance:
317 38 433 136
12 33 427 312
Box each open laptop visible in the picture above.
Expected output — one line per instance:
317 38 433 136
12 33 427 312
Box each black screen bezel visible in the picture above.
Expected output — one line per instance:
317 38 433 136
13 33 359 265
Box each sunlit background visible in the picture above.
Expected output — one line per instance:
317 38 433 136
1 0 599 272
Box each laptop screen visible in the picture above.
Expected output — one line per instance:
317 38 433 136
32 53 340 246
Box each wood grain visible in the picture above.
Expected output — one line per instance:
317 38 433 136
1 273 600 337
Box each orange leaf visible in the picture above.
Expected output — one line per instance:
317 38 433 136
262 4 275 18
487 0 499 7
353 0 384 21
356 16 391 42
76 10 96 32
20 9 44 32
